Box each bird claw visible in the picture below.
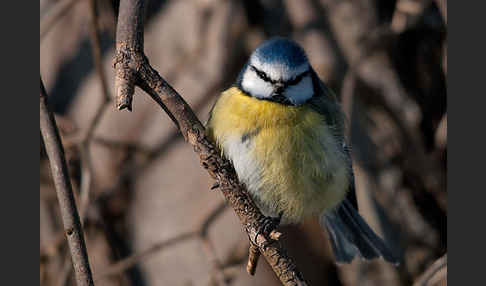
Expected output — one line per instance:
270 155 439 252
210 182 220 190
253 212 283 243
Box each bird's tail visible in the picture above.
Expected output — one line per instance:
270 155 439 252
320 199 399 265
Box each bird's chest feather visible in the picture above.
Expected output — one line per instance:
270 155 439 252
207 88 349 223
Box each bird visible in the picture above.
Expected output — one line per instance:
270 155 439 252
206 37 398 264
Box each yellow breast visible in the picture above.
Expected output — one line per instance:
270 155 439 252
207 87 349 222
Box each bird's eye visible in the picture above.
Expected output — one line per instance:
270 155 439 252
287 70 310 86
250 65 273 83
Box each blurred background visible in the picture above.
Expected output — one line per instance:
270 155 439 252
40 0 447 285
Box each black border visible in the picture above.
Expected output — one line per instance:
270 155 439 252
3 1 39 285
449 1 485 284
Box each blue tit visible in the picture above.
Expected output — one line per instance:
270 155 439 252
206 37 397 264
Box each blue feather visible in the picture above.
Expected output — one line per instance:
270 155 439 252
253 37 308 67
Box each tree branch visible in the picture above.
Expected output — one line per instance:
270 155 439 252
413 254 447 286
246 242 261 276
113 0 306 285
98 231 198 280
40 77 95 286
78 0 113 218
98 202 228 281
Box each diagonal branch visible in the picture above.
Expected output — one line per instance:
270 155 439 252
40 77 95 286
113 0 306 285
98 231 198 280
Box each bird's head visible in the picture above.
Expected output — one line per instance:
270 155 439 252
239 37 314 105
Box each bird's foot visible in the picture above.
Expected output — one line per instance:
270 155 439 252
254 211 283 242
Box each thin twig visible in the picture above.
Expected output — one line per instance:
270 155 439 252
199 237 229 286
113 1 307 285
51 2 115 282
92 136 152 154
246 243 260 276
40 77 95 286
87 0 112 104
97 202 228 281
79 0 113 218
198 202 230 286
97 231 198 280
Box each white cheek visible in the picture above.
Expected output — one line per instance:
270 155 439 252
241 69 273 99
284 76 313 105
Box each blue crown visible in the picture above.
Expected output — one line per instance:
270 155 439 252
252 37 308 67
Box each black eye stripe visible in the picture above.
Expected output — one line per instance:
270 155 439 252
250 65 309 87
250 65 274 83
287 70 310 86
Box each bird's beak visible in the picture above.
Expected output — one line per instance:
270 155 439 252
273 82 285 95
271 82 290 104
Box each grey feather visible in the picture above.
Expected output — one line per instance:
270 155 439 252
321 199 399 265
